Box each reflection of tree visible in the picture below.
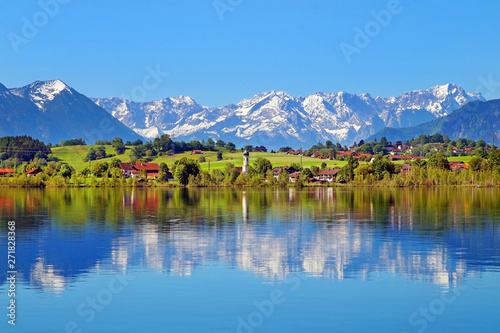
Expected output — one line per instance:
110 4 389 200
1 187 500 292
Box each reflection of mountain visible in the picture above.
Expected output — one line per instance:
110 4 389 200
0 188 499 293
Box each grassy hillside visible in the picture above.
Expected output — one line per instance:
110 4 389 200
51 146 348 172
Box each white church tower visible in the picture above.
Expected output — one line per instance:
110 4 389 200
242 150 249 174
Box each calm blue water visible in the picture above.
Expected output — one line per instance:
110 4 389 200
1 188 499 332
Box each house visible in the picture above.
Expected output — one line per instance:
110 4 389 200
390 149 402 155
272 166 296 179
0 168 15 177
287 151 302 156
288 171 302 182
449 161 469 173
400 164 412 175
26 168 43 176
119 163 139 178
336 151 357 159
315 168 341 182
308 178 326 185
135 162 160 178
119 162 160 178
357 153 373 160
192 150 203 154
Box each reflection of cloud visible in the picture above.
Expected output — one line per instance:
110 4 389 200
111 237 129 272
96 220 482 288
30 258 66 294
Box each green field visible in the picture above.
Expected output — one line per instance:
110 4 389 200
51 146 473 173
51 146 347 172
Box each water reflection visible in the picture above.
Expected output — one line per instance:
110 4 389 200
0 187 499 293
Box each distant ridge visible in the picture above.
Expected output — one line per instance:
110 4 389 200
368 99 500 143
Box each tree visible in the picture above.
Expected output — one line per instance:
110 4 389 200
109 167 124 178
96 146 107 159
476 139 487 148
58 164 74 178
91 162 109 177
80 167 91 177
226 142 236 152
278 146 293 153
158 162 169 183
172 158 200 185
302 168 313 178
224 163 239 185
130 145 146 159
61 138 86 146
320 162 327 169
199 156 206 163
153 134 173 153
455 138 468 149
337 155 359 183
290 162 303 172
216 140 226 148
428 152 450 170
84 148 97 162
111 137 126 155
217 151 223 161
108 158 121 169
469 157 488 172
488 149 500 170
243 145 254 152
206 138 215 151
253 158 273 175
371 155 395 180
174 164 188 185
474 147 488 158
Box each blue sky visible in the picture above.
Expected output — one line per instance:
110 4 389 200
2 0 500 107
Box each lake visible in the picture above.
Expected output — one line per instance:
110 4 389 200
1 187 499 332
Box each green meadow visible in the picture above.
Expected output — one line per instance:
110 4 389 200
51 146 348 172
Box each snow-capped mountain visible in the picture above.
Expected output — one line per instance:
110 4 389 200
0 80 141 143
93 84 484 148
9 79 72 111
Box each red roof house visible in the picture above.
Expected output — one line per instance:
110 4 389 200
26 168 43 176
119 162 159 178
0 168 15 177
315 168 341 182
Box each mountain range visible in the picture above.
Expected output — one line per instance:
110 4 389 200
368 99 500 143
93 84 484 148
0 80 141 144
0 80 489 147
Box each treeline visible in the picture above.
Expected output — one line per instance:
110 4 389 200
343 150 500 187
0 136 52 164
2 149 500 188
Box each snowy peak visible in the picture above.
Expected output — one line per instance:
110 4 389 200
93 83 484 149
10 80 72 110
